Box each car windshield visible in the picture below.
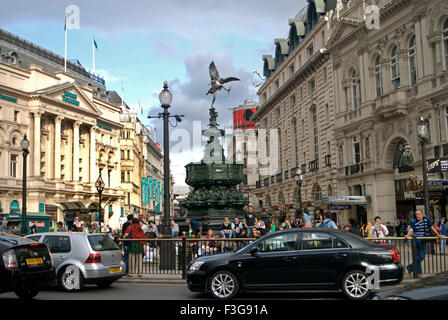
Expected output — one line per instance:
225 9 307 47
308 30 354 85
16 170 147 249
88 235 120 251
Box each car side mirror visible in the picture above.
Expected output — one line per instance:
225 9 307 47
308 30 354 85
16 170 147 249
250 247 259 256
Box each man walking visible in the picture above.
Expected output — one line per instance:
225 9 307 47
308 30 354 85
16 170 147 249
405 210 442 278
122 214 133 275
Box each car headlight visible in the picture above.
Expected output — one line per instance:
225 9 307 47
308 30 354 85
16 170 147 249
189 261 205 271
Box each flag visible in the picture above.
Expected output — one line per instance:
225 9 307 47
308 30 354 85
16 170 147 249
64 15 66 31
93 37 98 50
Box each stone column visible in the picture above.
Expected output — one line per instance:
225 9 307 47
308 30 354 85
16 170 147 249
73 121 81 181
54 116 63 179
90 126 96 182
33 111 43 177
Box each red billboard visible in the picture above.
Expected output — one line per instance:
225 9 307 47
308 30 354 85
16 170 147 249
233 107 257 131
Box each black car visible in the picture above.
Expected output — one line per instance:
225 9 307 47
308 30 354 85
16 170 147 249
372 272 448 300
0 233 55 299
187 229 403 300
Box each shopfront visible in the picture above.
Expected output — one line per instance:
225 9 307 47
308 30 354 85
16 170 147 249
4 212 51 233
322 196 368 227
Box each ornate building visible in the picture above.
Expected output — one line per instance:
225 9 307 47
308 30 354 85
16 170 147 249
0 28 125 230
252 0 338 223
329 0 448 225
253 0 448 226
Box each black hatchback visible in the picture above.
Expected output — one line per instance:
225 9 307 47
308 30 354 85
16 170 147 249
187 229 403 300
0 233 55 299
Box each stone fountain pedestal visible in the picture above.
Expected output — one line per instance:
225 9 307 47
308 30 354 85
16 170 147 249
180 107 248 233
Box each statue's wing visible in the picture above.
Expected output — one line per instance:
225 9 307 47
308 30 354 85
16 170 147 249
220 77 240 84
209 61 219 81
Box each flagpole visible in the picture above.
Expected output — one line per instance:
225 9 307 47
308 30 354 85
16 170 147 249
64 21 67 72
92 36 95 74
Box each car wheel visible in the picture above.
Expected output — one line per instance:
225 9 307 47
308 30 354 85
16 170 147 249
342 270 371 300
14 288 39 299
208 270 239 300
97 280 115 288
59 265 84 292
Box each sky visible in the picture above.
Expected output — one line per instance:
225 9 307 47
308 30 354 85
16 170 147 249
0 0 307 192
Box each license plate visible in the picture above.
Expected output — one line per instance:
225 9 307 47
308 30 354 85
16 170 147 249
109 267 121 274
26 258 43 266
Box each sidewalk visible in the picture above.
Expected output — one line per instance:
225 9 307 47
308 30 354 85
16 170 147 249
117 273 185 285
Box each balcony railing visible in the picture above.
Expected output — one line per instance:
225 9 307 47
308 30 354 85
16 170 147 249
308 159 319 172
345 163 364 175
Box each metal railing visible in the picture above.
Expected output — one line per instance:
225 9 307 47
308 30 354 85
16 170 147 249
119 238 256 279
118 236 448 280
366 237 448 277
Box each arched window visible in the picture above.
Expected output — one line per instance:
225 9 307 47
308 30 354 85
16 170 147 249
390 46 400 90
374 55 383 97
10 200 20 213
443 19 448 70
408 36 418 85
393 139 414 173
351 70 359 109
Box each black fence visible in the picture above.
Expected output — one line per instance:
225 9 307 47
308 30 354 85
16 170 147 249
119 236 447 280
120 238 256 279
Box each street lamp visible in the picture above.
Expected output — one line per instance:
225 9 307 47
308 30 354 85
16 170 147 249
417 117 429 218
148 81 184 270
21 135 30 235
95 169 105 232
295 168 303 218
148 81 184 238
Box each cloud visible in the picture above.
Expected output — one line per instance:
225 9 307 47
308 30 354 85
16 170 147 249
145 52 258 189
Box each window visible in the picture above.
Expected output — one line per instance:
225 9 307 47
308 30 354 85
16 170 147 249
121 150 124 160
374 55 383 97
353 137 360 164
309 79 316 94
290 95 296 108
351 71 359 109
301 232 349 250
256 232 297 253
127 171 130 182
289 64 294 76
390 46 400 90
10 154 17 178
293 119 299 167
312 106 318 160
323 66 327 84
43 236 71 253
127 150 130 160
444 19 448 70
121 171 125 183
14 111 19 122
88 235 120 251
307 44 314 58
408 36 418 85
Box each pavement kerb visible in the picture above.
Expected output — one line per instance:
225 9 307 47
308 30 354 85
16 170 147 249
116 273 435 286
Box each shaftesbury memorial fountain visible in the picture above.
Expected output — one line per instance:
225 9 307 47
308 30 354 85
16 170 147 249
181 61 248 232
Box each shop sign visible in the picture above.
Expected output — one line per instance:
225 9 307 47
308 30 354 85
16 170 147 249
327 205 351 210
404 191 416 199
28 221 46 229
427 158 448 173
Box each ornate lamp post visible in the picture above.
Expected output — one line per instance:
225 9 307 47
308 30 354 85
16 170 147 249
148 81 184 270
95 169 105 232
417 117 429 217
148 81 183 238
21 135 30 235
295 168 304 218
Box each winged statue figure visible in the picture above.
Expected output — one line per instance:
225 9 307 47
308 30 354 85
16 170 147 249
206 61 240 107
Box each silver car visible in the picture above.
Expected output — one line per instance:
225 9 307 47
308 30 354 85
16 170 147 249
25 232 125 291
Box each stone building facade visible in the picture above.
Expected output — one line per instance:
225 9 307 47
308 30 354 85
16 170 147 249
252 0 448 226
329 0 448 225
252 0 339 224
